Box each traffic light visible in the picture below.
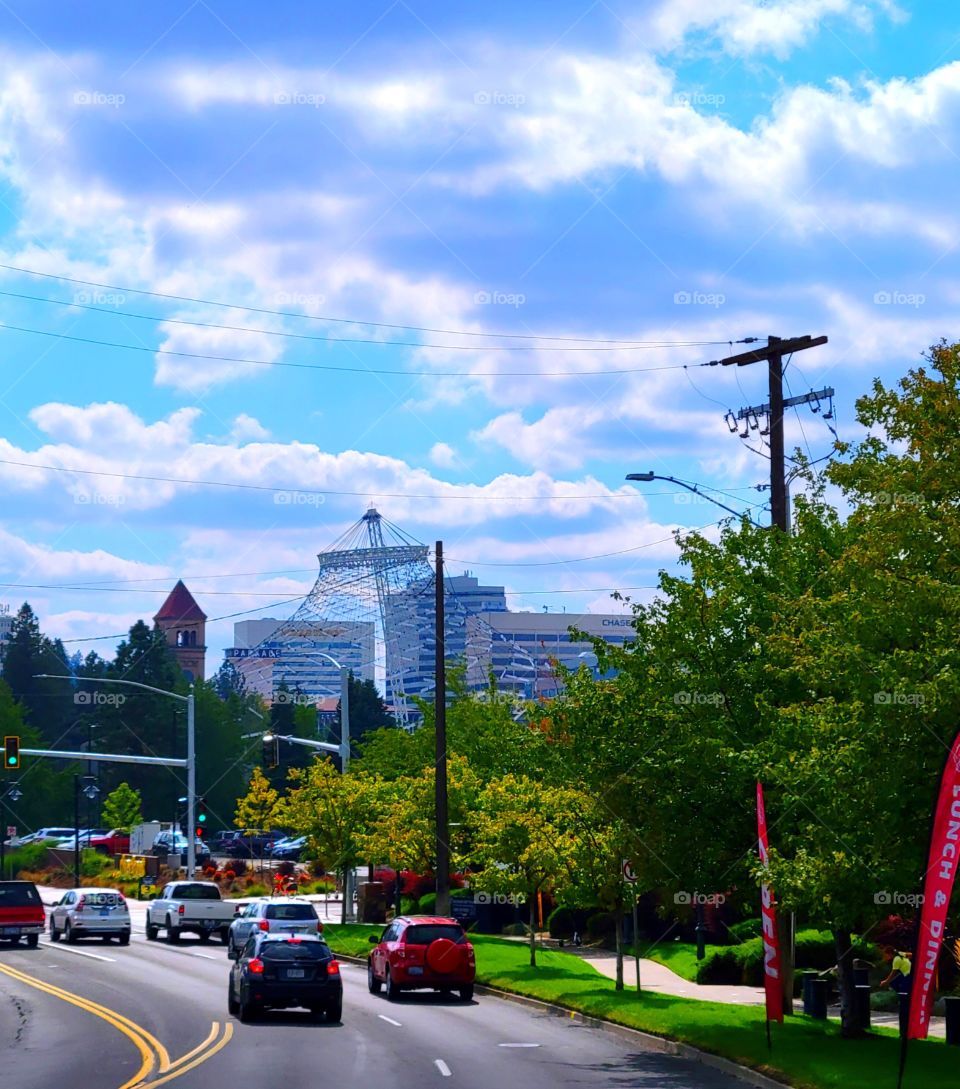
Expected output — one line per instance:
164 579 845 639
262 733 279 769
3 736 20 770
196 796 208 838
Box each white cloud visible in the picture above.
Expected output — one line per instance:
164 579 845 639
229 414 271 442
429 441 458 468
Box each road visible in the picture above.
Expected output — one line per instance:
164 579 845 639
0 902 751 1089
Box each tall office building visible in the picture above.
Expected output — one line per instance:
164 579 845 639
225 617 375 703
0 605 12 663
466 611 633 699
385 573 508 703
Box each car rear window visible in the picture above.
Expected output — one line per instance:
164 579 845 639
173 883 221 900
403 924 465 945
0 882 41 906
85 892 122 907
265 903 316 920
261 940 331 961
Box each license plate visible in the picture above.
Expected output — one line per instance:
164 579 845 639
0 927 18 936
285 969 305 979
408 966 423 975
202 920 217 928
100 908 110 916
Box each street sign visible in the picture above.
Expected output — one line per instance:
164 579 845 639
622 859 638 884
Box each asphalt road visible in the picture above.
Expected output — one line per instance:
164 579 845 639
0 905 751 1089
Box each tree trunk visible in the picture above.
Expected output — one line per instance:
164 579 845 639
529 893 537 967
340 869 347 926
615 910 624 991
778 910 795 1015
834 928 864 1038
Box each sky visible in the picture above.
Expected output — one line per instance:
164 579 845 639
0 0 956 679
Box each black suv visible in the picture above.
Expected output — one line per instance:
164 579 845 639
229 932 342 1023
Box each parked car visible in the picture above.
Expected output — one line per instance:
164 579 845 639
270 836 306 861
224 832 283 859
49 887 130 944
51 829 109 850
152 831 211 867
367 916 475 1002
227 897 323 958
89 829 131 855
0 881 44 947
210 830 243 853
228 932 342 1022
146 880 237 943
9 827 77 847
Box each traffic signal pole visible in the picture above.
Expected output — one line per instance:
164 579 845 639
435 540 450 918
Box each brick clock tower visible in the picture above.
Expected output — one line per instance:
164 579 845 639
154 580 207 682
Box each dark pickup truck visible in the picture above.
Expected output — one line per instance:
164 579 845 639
0 881 45 947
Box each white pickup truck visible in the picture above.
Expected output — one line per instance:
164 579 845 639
145 880 238 944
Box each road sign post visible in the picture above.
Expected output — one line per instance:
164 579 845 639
622 859 641 994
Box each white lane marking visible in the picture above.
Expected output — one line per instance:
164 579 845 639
498 1043 541 1048
378 1014 402 1026
435 1060 452 1077
38 942 114 963
192 952 218 960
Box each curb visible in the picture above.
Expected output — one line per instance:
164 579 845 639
334 952 788 1089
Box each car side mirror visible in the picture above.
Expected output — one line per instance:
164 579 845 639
368 934 379 944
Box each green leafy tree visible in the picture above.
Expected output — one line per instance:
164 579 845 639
235 766 281 833
100 782 143 833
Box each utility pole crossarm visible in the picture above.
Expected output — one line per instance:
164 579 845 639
712 335 828 367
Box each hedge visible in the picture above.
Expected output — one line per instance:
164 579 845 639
696 929 879 986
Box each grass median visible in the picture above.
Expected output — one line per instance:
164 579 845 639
322 923 953 1089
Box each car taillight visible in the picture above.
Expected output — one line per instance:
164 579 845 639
247 958 264 974
258 919 269 931
327 960 340 976
178 904 185 915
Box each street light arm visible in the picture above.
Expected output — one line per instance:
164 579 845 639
33 674 189 703
626 473 760 525
271 734 341 754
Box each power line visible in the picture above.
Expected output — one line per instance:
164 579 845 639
0 320 721 374
0 456 759 503
0 262 733 348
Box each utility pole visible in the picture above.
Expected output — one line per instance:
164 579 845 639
713 335 828 532
434 540 450 918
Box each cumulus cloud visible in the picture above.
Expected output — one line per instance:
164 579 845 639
429 441 458 468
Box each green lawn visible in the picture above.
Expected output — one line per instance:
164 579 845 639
629 939 702 982
322 923 953 1089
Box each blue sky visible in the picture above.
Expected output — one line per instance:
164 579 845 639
0 0 957 676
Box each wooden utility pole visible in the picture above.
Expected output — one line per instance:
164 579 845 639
434 540 450 917
713 335 828 532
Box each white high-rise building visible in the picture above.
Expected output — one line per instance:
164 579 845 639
466 611 633 699
0 605 12 662
385 573 508 703
225 617 375 703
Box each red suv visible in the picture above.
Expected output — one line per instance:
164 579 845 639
367 916 475 1002
0 881 45 947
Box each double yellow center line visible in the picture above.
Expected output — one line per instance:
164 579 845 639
0 962 232 1088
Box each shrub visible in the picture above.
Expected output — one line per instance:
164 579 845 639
585 911 617 943
400 896 417 915
696 947 742 984
7 841 54 876
276 860 296 877
245 882 269 897
547 905 594 940
726 918 762 942
501 921 531 937
80 849 113 878
418 892 438 915
695 930 880 986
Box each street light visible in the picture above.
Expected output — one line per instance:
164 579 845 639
36 675 197 878
73 775 100 886
626 472 762 525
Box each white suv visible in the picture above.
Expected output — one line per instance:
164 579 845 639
49 888 131 945
227 898 323 958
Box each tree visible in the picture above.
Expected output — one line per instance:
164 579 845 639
235 767 281 833
472 774 581 966
100 783 143 832
342 674 394 750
